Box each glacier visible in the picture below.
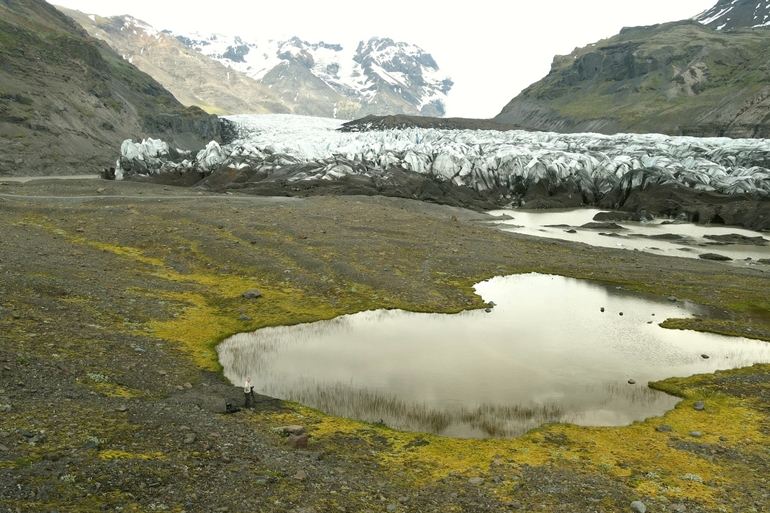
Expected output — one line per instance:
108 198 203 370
113 114 770 229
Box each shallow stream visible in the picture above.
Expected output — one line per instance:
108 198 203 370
218 274 770 438
489 208 770 263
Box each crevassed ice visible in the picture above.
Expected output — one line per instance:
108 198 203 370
115 114 770 199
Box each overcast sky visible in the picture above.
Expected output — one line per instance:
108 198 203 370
49 0 716 118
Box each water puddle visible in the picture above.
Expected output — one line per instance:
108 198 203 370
0 175 100 183
488 208 770 264
217 274 770 438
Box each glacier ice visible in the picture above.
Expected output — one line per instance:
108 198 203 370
115 114 770 206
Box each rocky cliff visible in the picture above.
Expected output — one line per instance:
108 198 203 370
0 0 220 176
493 20 770 138
61 9 453 120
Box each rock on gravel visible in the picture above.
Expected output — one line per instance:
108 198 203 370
275 425 306 436
286 434 310 449
698 253 732 261
631 500 647 513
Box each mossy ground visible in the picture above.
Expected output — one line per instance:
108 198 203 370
0 179 768 512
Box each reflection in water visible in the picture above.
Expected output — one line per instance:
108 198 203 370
217 274 770 438
263 378 570 438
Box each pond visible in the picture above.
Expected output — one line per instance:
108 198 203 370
217 274 770 438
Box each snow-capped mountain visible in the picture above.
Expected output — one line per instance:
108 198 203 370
59 6 453 119
175 32 453 118
695 0 770 30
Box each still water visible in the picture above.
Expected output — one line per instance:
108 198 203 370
218 274 770 438
488 208 770 263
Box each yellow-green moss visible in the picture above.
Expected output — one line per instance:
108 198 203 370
98 450 165 461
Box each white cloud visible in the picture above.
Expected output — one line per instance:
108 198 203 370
49 0 716 118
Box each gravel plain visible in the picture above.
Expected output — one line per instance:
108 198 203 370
0 178 768 513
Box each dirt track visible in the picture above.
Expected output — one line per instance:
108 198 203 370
1 178 769 512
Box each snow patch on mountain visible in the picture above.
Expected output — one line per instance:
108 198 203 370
173 32 452 116
695 0 770 29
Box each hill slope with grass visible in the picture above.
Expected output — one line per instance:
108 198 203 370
0 0 219 176
493 20 770 138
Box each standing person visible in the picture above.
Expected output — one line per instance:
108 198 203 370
244 377 253 408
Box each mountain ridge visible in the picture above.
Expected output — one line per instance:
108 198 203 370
0 0 219 176
694 0 770 30
493 18 770 138
60 9 452 120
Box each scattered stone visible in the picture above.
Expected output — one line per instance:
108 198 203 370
238 314 252 321
600 307 605 312
619 312 624 316
468 477 484 485
656 425 672 432
698 253 732 261
630 500 647 513
294 469 307 481
19 429 34 438
484 308 492 313
668 504 687 512
96 187 106 194
628 379 636 385
689 431 703 438
694 401 705 411
242 290 262 299
0 444 7 452
701 354 710 359
157 370 167 376
183 433 196 444
565 229 577 234
115 406 128 412
286 434 309 449
667 296 677 302
386 505 397 512
184 382 193 389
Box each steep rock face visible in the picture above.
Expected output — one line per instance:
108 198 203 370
695 0 770 30
174 32 453 119
58 9 293 116
494 21 770 138
0 0 218 176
